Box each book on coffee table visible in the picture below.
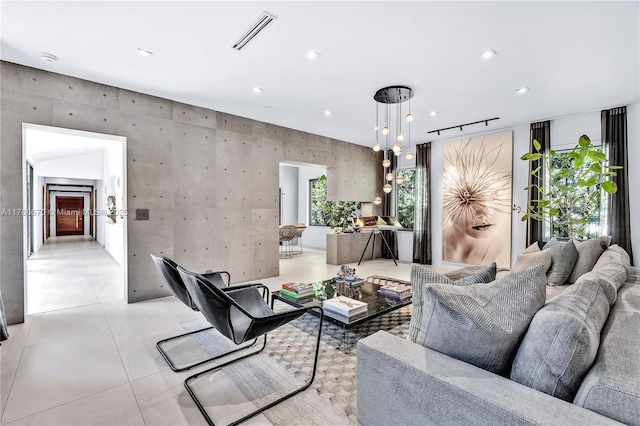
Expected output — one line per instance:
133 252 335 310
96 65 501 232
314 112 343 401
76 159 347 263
377 283 412 299
323 296 368 317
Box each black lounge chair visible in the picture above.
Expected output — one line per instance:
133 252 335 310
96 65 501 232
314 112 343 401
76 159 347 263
177 266 324 426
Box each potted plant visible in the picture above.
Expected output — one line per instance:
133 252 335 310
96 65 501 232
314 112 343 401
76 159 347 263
515 134 621 239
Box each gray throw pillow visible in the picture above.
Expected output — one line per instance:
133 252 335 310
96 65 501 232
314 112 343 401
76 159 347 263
411 264 547 375
511 274 613 401
543 238 578 286
408 263 496 343
511 242 552 273
566 235 612 283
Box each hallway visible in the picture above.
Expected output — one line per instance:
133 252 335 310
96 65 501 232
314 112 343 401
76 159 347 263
27 236 123 314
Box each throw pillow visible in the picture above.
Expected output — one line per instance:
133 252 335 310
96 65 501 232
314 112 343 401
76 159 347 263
411 264 547 375
511 242 552 274
543 238 578 286
408 263 496 343
511 274 613 401
566 235 612 283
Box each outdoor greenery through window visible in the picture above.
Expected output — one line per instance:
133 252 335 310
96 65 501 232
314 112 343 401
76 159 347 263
546 148 605 239
309 175 360 228
396 169 416 230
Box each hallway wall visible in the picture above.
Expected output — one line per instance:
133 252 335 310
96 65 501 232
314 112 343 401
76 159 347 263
0 61 381 324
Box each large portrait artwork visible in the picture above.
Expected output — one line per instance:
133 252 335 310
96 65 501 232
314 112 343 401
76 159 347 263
442 131 513 268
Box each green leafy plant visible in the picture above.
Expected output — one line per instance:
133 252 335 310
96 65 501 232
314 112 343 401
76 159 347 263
310 175 361 229
516 134 620 239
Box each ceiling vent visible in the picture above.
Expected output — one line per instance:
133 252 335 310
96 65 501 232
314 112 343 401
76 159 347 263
232 11 277 51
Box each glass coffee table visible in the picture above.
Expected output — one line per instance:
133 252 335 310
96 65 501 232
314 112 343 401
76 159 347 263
271 277 412 351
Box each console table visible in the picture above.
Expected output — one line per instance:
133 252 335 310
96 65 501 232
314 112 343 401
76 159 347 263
326 232 382 265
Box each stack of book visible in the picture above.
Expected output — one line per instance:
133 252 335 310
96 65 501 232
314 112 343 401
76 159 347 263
280 282 315 302
377 283 413 301
322 296 368 322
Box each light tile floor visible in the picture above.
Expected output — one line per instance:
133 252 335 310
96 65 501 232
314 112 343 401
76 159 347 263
2 236 449 425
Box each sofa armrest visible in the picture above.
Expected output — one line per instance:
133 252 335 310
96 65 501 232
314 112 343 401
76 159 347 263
357 331 620 426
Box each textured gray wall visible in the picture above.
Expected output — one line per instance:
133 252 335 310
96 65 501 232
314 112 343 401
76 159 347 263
0 61 381 324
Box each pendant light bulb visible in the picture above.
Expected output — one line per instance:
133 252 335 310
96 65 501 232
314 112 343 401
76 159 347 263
386 172 394 181
392 143 402 153
372 142 381 152
405 150 414 160
382 158 391 168
373 194 382 205
394 149 402 157
405 112 414 122
383 183 392 194
396 174 405 184
396 133 405 142
381 126 390 136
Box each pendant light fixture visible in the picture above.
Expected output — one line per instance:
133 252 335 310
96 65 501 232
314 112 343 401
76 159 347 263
372 103 381 152
371 85 414 202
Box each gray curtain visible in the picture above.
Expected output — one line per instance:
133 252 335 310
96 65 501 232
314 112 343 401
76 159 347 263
602 106 634 265
527 121 550 248
413 142 432 264
382 149 398 259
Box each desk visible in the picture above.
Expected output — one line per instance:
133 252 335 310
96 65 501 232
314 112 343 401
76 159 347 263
326 232 382 265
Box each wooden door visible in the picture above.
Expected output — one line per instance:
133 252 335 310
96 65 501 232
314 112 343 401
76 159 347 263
56 196 84 236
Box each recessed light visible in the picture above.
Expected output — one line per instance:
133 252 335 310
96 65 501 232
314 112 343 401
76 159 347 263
324 110 332 116
137 48 153 57
264 105 274 111
372 126 379 130
480 50 496 59
253 87 263 93
430 111 439 116
516 86 530 94
40 53 58 63
307 51 321 60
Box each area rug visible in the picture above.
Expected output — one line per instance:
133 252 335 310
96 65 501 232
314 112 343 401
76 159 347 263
182 303 412 425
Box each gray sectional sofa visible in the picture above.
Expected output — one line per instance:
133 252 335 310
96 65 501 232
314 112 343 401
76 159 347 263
357 245 640 425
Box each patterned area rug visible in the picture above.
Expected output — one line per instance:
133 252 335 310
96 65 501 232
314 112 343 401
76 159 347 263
182 303 412 425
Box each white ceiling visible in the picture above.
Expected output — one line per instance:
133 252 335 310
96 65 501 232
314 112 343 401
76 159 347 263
2 1 639 148
25 127 111 164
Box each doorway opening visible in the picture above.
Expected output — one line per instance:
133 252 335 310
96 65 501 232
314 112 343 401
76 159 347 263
23 124 127 314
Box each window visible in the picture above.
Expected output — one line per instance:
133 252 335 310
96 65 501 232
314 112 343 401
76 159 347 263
309 175 361 228
396 169 416 230
309 177 327 226
545 147 605 239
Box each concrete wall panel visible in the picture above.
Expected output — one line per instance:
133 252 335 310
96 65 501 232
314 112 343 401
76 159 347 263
252 208 279 279
52 99 120 135
0 61 379 323
172 102 216 128
216 111 253 136
118 89 172 120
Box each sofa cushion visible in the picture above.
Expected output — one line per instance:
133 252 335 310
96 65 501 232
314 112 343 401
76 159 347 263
566 236 612 284
573 281 640 425
590 244 630 304
543 238 578 286
408 263 496 343
511 242 552 274
510 255 628 402
410 264 546 374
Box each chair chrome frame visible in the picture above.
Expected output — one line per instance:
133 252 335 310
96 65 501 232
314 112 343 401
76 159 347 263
151 253 246 372
178 267 324 426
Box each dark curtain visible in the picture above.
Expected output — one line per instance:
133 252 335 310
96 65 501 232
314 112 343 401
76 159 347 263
382 149 398 259
413 142 432 264
527 121 550 248
602 106 634 265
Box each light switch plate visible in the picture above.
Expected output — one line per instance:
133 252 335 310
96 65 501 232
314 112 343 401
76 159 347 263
136 209 149 220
